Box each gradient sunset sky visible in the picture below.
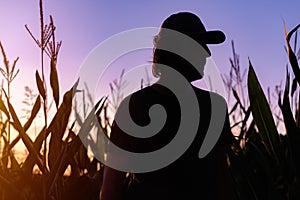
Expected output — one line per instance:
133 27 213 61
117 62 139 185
0 0 300 110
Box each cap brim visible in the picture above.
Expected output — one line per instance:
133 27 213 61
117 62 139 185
194 30 225 56
198 30 226 44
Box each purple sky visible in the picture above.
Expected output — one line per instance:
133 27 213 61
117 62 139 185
1 0 300 110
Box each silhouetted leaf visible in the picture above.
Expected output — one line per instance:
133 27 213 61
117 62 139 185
248 60 282 163
292 77 298 97
48 79 79 170
9 151 20 171
24 80 80 173
10 57 19 81
279 69 300 177
3 90 47 174
50 96 106 185
0 95 9 117
35 70 46 100
6 96 41 152
7 135 20 152
21 126 46 174
10 57 18 77
1 136 9 169
0 68 7 77
232 88 239 101
229 102 238 115
238 107 252 140
285 23 300 85
24 95 41 131
232 88 246 113
279 69 297 135
50 58 59 108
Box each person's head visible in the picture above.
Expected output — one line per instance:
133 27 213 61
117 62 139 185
152 12 225 82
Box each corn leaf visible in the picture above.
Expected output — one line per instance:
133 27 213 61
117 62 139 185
285 23 300 85
291 77 298 97
24 95 41 130
279 70 297 135
48 143 68 196
279 69 300 177
1 136 9 169
3 90 47 174
247 60 282 163
22 80 79 174
21 126 46 174
35 70 46 100
229 101 239 115
9 151 20 171
7 96 41 152
50 58 59 108
0 96 9 117
49 97 106 185
48 79 78 170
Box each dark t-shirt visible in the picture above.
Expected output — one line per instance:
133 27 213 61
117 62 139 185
109 83 232 200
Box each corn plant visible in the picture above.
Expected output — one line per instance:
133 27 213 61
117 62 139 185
227 24 300 200
0 0 108 199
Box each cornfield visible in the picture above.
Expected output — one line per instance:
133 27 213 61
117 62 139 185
0 0 300 200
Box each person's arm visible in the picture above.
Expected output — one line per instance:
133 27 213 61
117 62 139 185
100 166 127 200
100 101 130 200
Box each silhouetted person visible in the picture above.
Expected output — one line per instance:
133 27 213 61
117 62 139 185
100 12 235 200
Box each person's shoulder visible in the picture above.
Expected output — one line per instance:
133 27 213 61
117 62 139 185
192 86 226 100
116 85 156 109
122 85 156 102
192 86 228 108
